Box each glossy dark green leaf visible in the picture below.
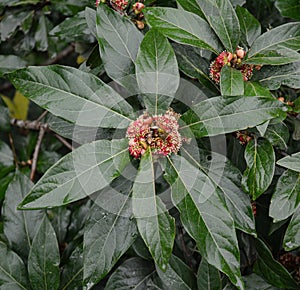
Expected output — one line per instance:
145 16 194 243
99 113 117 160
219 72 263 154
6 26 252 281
242 138 275 200
269 169 300 221
0 140 14 177
275 0 300 21
230 0 246 7
165 155 244 290
83 178 137 287
8 65 134 128
60 245 83 290
0 55 27 76
180 96 286 137
19 139 130 209
0 241 29 289
104 257 156 290
0 171 14 202
176 0 205 18
236 6 261 47
35 14 48 52
254 62 300 90
254 239 299 289
85 7 96 37
143 7 222 54
156 254 196 290
181 147 255 235
135 29 179 114
246 22 300 65
50 11 95 43
220 66 244 96
197 258 222 290
277 152 300 172
264 122 289 150
96 4 143 91
283 205 300 251
28 215 60 290
133 152 175 271
243 273 281 290
0 103 11 131
244 82 272 97
37 150 61 174
3 172 44 260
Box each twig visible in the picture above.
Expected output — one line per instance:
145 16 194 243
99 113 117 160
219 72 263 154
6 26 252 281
36 110 48 122
10 118 49 131
8 133 19 168
30 124 47 181
54 133 74 151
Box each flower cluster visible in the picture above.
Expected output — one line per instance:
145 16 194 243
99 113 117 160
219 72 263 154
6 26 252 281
209 47 255 83
126 109 183 158
96 0 128 11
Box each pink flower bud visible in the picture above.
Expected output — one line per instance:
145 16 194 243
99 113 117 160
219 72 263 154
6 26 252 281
236 47 246 59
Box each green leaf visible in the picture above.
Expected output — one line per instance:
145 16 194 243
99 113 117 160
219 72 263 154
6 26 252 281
0 171 14 202
132 152 175 270
28 215 60 290
0 55 27 76
35 14 48 52
269 169 300 221
181 147 255 235
0 140 15 178
0 241 29 289
246 22 300 65
277 152 300 172
236 6 261 47
135 29 179 114
96 4 143 91
244 82 272 97
283 205 300 251
180 96 286 137
50 11 95 43
3 172 44 260
0 102 10 131
8 65 134 129
60 245 83 290
143 7 222 54
254 239 299 289
220 66 244 96
165 155 244 290
243 273 281 290
156 254 197 290
19 139 131 209
176 0 205 18
83 178 137 286
264 122 289 150
275 0 300 21
254 62 300 90
242 138 275 200
104 257 157 289
197 258 222 290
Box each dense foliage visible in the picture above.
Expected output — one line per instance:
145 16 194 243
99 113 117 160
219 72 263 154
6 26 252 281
0 0 299 289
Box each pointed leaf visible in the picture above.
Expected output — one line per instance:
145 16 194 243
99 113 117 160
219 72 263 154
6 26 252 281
83 177 137 286
180 96 286 137
254 239 299 289
242 138 275 200
133 152 175 270
156 254 197 290
19 139 131 209
3 172 44 260
244 82 272 97
284 206 300 251
104 257 156 290
0 140 14 177
143 7 222 54
277 152 300 172
220 66 244 96
254 62 300 90
96 5 143 90
135 29 179 114
269 169 300 221
28 215 60 290
197 258 222 290
165 155 244 290
0 241 29 289
8 65 134 128
264 122 289 150
246 22 300 65
0 55 26 76
236 6 261 46
243 273 281 290
181 147 255 235
275 0 300 21
60 246 83 290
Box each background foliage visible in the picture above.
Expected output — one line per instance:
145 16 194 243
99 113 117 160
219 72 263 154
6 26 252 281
0 0 299 289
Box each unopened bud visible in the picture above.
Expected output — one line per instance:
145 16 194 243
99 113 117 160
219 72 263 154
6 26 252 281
136 20 145 30
133 2 145 14
236 47 246 59
227 52 233 62
278 97 285 103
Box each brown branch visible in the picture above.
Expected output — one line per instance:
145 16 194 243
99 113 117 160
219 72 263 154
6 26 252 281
53 133 74 151
30 124 47 181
